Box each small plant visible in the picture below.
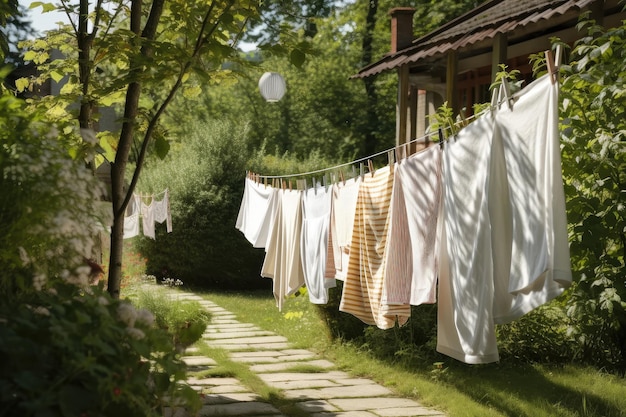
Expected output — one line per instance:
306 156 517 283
133 287 211 352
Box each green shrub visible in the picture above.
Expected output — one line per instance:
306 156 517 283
132 286 211 352
0 283 201 416
135 119 336 290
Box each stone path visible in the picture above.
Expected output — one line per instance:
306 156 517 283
167 291 446 417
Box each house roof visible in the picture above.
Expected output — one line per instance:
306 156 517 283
353 0 597 79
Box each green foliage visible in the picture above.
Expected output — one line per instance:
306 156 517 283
131 286 212 351
559 14 626 371
0 77 107 295
0 282 201 416
496 305 576 364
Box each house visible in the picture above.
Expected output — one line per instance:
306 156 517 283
353 0 626 147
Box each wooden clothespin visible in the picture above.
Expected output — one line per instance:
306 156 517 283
359 162 364 179
339 170 345 185
367 160 374 177
387 150 395 173
438 128 445 150
546 49 557 84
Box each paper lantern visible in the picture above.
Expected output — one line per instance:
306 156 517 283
258 72 286 102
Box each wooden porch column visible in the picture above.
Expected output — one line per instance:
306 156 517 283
491 32 508 83
446 51 458 114
396 64 410 146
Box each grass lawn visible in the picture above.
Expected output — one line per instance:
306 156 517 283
195 288 626 417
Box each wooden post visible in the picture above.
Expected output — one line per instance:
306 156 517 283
446 51 458 115
491 32 508 84
396 64 410 147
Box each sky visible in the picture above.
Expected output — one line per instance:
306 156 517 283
18 0 256 51
19 0 69 36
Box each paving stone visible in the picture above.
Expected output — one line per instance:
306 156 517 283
230 351 284 358
210 335 288 345
205 384 249 394
198 401 281 416
206 323 258 330
265 379 341 390
283 384 393 400
328 397 423 411
181 356 217 366
375 407 447 416
187 377 241 386
280 349 315 355
295 400 338 413
332 377 382 386
258 371 351 382
201 393 262 404
204 330 276 339
311 411 378 417
209 342 292 351
249 359 335 373
210 319 242 324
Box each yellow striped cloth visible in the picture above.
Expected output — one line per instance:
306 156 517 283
339 165 411 329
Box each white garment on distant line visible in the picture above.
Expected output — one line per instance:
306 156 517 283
385 145 442 306
300 184 334 304
153 189 172 233
236 178 277 248
261 189 305 311
123 194 141 239
141 199 155 240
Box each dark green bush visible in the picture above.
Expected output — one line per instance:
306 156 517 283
0 283 200 417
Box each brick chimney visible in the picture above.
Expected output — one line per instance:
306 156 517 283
389 7 416 53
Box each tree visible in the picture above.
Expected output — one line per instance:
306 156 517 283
19 0 261 298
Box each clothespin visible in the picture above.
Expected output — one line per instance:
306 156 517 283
323 173 329 190
546 49 557 84
339 170 345 185
359 162 364 179
388 150 395 173
367 160 374 177
501 79 513 110
438 128 445 150
264 176 268 187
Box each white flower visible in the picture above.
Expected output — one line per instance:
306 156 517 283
117 302 137 327
126 327 145 340
33 273 46 291
33 306 50 316
18 247 30 266
136 309 155 327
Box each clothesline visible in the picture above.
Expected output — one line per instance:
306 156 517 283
249 100 497 181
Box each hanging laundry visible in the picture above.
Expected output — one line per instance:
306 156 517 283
339 166 411 330
123 194 141 239
437 73 572 364
437 114 500 364
261 188 305 311
491 74 572 324
385 144 442 306
300 183 335 304
153 189 173 233
141 197 156 240
326 176 361 281
236 177 278 248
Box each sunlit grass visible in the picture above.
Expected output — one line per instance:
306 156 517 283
196 289 626 417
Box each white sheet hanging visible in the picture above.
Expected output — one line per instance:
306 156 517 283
300 184 334 304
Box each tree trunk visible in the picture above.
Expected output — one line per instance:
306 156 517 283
361 0 378 156
107 0 165 298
